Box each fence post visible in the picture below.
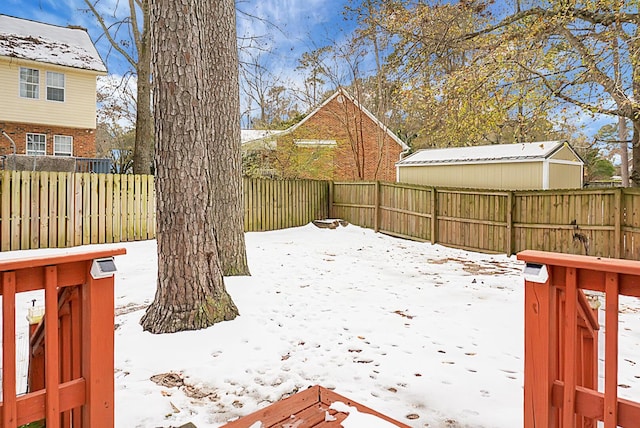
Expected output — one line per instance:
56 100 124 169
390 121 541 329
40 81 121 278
430 187 438 244
506 191 514 256
374 181 380 232
328 181 334 219
614 188 622 259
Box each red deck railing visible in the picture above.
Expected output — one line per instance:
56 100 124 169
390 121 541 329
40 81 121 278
0 248 125 428
518 250 640 428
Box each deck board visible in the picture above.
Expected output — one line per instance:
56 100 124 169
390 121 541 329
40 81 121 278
221 385 410 428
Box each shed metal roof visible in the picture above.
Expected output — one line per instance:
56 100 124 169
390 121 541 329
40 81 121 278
397 141 581 166
0 14 106 73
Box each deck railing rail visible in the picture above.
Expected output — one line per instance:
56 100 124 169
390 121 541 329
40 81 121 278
518 250 640 427
0 247 125 428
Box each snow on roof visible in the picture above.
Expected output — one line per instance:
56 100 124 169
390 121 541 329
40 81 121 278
0 14 106 73
241 129 283 144
397 141 576 166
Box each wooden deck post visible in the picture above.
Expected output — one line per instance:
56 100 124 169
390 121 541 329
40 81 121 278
523 273 557 428
81 263 116 426
3 271 17 428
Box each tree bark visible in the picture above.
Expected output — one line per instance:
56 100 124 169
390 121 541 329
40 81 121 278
141 0 240 333
632 120 640 187
133 0 153 175
208 6 250 277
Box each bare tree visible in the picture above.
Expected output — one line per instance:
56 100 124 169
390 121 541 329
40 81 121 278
141 0 243 333
83 0 153 175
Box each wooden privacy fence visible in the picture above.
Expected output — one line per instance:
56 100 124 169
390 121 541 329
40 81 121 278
4 173 640 260
0 171 155 251
0 173 329 251
331 182 640 260
243 178 329 231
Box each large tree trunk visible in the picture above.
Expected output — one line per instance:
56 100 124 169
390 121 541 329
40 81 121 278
618 117 629 187
132 0 153 175
208 6 250 277
141 0 240 333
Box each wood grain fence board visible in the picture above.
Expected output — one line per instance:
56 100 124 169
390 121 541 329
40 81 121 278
38 172 49 249
113 174 121 243
140 175 152 239
98 174 106 243
65 173 74 248
20 172 30 249
106 174 114 243
134 175 141 240
0 172 9 251
55 172 67 248
73 174 83 246
622 189 640 259
29 172 39 249
81 173 91 245
10 172 20 250
149 176 156 238
48 172 58 248
127 175 135 241
90 174 99 244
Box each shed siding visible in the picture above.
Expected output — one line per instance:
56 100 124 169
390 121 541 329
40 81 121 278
550 145 581 162
549 162 583 189
398 162 543 190
0 57 99 129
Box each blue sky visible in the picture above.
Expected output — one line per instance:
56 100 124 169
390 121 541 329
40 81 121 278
0 0 352 78
0 1 615 140
0 0 356 127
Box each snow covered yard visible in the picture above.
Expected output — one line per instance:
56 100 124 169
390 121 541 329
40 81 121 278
113 224 526 427
4 223 640 427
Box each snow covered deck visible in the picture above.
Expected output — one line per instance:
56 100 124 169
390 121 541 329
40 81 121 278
222 385 411 427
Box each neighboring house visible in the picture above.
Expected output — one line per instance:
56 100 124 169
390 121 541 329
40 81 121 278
396 141 584 190
242 88 410 181
0 14 107 164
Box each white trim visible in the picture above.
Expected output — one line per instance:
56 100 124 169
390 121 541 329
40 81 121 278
398 158 546 167
46 71 65 102
19 66 39 99
542 159 550 190
293 139 337 147
53 134 73 156
547 158 582 166
26 133 46 156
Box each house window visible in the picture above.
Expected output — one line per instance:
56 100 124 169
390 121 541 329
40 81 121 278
19 67 39 99
54 135 73 156
46 72 65 102
26 133 46 156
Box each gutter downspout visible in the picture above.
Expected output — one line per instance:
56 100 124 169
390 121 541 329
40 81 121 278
1 130 17 171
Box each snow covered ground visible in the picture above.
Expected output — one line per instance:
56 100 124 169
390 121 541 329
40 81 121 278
4 223 640 427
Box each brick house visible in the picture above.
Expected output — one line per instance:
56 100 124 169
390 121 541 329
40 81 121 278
0 14 107 164
242 88 410 181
